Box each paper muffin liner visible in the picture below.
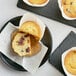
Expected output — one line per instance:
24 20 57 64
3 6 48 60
62 47 76 76
0 22 48 74
19 13 46 41
58 0 76 20
23 0 49 7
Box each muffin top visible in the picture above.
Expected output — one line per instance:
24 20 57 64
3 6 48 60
62 0 76 18
19 21 42 41
64 50 76 75
28 0 47 5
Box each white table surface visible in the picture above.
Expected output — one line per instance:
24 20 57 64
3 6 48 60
0 0 76 76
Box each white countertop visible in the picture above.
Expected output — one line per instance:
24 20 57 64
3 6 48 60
0 0 76 76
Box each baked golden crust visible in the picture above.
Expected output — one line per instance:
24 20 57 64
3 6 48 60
64 50 76 75
19 21 41 41
28 0 47 4
30 35 41 56
62 0 76 18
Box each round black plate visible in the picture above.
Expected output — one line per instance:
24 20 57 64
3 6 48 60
0 16 52 71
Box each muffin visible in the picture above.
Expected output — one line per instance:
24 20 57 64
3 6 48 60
28 0 47 5
64 50 76 75
19 21 42 41
62 0 76 18
11 31 41 57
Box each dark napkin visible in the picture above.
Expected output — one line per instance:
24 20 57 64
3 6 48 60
17 0 76 28
49 31 76 76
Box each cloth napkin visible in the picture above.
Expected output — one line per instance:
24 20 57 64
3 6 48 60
0 22 48 74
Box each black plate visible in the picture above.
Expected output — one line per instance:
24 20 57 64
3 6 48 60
17 0 76 28
0 16 52 71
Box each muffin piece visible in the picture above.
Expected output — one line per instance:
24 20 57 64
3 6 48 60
64 50 76 75
19 21 41 41
30 35 41 56
62 0 76 18
12 32 31 56
28 0 47 4
11 32 41 57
